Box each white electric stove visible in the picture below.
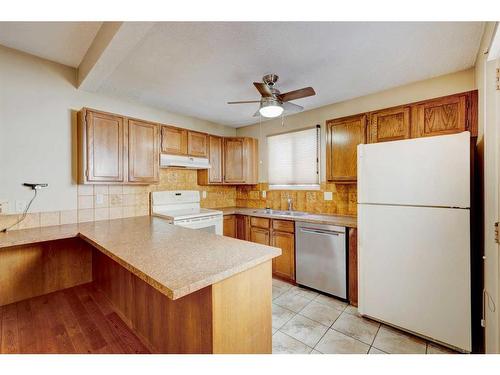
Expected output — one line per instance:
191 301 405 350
151 190 223 235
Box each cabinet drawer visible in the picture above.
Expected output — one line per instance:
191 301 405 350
250 217 270 229
272 219 294 233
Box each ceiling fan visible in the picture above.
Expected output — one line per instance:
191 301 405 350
227 74 316 118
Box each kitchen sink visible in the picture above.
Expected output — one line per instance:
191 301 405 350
251 209 309 217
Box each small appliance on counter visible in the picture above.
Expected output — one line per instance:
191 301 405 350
151 190 223 235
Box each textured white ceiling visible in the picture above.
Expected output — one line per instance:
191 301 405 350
97 22 484 127
0 22 102 67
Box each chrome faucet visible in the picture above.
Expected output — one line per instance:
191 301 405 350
287 198 293 212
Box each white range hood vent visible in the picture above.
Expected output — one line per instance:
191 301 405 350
160 154 211 169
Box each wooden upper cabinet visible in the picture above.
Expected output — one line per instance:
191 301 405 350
197 135 223 185
208 135 223 183
326 114 366 183
224 138 245 183
81 109 124 183
412 93 468 138
368 106 410 143
78 108 161 185
198 136 258 185
187 131 208 157
128 119 159 183
161 126 188 155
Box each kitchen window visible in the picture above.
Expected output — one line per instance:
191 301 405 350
267 125 320 190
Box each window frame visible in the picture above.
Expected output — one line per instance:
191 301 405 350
266 125 321 191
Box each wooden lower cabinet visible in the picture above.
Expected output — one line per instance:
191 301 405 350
250 226 270 245
348 227 358 307
271 230 295 281
223 215 236 238
236 214 250 241
247 217 295 282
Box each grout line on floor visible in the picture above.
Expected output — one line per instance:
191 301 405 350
276 329 315 354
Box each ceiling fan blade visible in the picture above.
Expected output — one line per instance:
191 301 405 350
278 87 315 102
282 101 304 113
227 100 261 104
253 82 273 97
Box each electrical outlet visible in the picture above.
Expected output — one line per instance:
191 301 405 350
324 192 333 201
0 200 8 215
15 200 27 213
96 194 104 205
202 191 207 199
261 190 267 198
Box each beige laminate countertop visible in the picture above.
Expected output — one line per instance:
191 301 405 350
0 216 281 300
218 207 357 228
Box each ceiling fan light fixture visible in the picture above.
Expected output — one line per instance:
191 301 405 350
259 99 283 118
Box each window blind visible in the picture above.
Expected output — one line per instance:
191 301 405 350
267 126 320 188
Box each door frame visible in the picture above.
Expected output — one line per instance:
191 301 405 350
483 56 500 354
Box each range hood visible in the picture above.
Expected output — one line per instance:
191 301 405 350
160 154 211 169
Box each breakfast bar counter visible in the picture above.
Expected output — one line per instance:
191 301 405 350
0 216 281 353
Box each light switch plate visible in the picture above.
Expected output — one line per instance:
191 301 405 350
96 194 104 205
202 191 207 199
261 190 267 198
324 191 333 201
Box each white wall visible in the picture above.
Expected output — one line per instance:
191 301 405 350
0 45 235 213
236 68 476 182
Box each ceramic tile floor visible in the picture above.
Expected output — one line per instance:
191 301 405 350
271 278 459 354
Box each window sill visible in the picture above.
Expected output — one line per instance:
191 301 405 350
268 184 321 191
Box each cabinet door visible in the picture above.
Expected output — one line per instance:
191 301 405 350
86 110 124 182
368 106 410 143
326 114 366 182
223 215 236 237
348 228 358 307
161 126 188 155
128 119 159 183
236 215 249 241
272 231 295 281
224 138 245 183
208 135 223 183
250 227 270 245
188 131 208 157
412 94 467 138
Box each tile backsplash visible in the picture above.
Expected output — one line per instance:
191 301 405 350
0 170 355 232
235 183 357 216
0 169 236 232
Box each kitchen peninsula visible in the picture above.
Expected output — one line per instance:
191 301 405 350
0 216 281 354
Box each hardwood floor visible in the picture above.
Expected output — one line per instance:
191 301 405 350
0 283 150 354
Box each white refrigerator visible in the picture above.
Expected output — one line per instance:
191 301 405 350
357 131 471 352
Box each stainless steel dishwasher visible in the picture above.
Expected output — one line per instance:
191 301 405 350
295 221 347 299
